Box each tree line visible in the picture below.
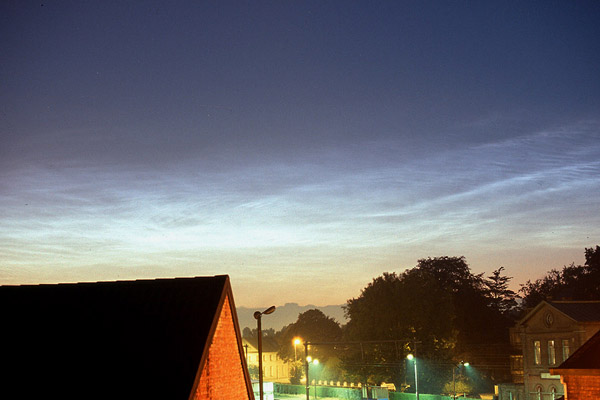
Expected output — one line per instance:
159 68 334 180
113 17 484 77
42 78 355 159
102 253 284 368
243 245 600 396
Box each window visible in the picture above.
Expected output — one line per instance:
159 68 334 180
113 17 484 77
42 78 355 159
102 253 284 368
548 340 556 365
550 386 557 400
535 385 543 400
534 340 541 365
562 339 570 361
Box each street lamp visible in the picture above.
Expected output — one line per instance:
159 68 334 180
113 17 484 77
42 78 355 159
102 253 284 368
312 359 320 399
304 342 311 400
294 338 302 361
453 361 469 400
305 354 319 400
254 306 276 400
407 354 419 400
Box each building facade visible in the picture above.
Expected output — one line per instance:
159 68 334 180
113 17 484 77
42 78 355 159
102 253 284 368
243 336 292 383
498 301 600 400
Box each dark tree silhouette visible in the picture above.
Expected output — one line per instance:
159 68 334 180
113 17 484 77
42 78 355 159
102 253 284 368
277 309 342 362
343 257 513 394
519 246 600 308
485 267 517 315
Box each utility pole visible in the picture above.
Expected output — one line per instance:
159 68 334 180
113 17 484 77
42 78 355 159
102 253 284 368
305 341 310 400
414 341 419 400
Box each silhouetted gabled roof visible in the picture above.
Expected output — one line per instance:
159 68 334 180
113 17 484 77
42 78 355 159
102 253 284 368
0 275 242 399
549 301 600 322
553 328 600 371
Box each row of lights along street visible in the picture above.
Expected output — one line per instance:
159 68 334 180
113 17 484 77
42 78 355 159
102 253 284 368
255 309 469 400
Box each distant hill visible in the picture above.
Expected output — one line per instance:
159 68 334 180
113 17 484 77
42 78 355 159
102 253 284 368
236 302 347 332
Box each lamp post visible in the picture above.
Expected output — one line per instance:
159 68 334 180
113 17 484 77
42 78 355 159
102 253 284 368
312 359 319 399
453 361 469 400
305 342 310 400
254 306 276 400
407 354 419 400
294 338 301 361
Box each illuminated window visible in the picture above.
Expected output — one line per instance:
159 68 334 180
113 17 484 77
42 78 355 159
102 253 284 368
535 385 542 400
534 340 541 365
562 339 570 361
548 340 556 365
550 386 557 400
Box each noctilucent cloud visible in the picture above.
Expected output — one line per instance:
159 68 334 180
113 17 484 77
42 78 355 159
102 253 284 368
1 1 599 306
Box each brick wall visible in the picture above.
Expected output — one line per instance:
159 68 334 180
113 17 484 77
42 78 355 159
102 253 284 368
562 375 600 399
194 296 252 400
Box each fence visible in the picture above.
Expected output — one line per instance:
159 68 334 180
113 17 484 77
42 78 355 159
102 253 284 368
275 383 362 400
274 383 482 400
390 394 479 400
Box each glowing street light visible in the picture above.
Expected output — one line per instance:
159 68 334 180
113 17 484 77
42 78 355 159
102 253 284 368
453 361 470 400
294 338 302 361
312 359 320 399
407 354 419 400
254 306 276 400
304 343 318 400
305 353 310 400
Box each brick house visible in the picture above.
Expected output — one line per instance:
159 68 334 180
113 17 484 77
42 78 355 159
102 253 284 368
497 301 600 400
0 275 254 400
551 328 600 399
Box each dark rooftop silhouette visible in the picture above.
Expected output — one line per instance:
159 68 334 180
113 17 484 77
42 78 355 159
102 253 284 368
0 275 245 399
554 328 600 370
550 301 600 322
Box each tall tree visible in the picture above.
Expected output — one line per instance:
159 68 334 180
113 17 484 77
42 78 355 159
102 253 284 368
277 309 342 363
243 326 276 339
343 269 456 392
485 267 517 315
343 257 512 393
584 245 600 297
519 246 600 308
416 256 484 292
414 257 509 350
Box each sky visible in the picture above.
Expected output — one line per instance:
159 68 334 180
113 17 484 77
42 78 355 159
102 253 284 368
1 1 599 307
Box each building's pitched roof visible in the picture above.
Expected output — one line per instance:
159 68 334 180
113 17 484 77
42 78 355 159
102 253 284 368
0 275 247 399
549 301 600 322
518 300 600 326
552 328 600 372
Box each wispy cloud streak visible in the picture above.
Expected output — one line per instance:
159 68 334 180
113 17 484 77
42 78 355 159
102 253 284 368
1 121 599 305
